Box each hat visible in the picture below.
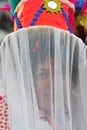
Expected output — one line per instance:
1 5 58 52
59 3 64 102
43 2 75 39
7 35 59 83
13 0 75 33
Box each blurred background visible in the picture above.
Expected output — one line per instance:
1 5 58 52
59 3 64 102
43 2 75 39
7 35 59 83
0 0 13 44
0 0 7 7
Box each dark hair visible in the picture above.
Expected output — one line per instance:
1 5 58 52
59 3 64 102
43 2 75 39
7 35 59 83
0 11 13 32
76 25 86 43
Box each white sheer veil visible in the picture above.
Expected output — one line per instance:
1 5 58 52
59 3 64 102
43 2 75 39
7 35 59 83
0 26 87 130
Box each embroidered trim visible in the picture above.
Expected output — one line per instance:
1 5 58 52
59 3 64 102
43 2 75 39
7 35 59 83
13 12 23 29
61 8 73 33
30 5 43 26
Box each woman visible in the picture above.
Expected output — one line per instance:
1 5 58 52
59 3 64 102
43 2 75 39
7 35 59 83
0 26 87 130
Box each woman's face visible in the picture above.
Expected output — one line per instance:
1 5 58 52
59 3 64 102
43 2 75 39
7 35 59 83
33 59 54 116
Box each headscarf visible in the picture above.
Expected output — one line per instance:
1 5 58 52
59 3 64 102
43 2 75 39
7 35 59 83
0 26 87 130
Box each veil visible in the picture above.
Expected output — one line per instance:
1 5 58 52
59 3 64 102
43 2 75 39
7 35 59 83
0 26 87 130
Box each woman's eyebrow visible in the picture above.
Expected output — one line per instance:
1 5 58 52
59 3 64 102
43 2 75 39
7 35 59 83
39 69 50 73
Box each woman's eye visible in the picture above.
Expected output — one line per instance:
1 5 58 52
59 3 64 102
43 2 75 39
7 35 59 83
37 72 49 79
41 72 48 78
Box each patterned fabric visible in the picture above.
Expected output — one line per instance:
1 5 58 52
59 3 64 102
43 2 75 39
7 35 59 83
0 96 9 130
13 0 75 32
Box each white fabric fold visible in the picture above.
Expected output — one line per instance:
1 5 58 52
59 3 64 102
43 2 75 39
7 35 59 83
0 26 87 130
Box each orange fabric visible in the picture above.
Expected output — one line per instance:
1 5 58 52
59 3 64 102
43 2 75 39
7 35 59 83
23 1 69 30
14 1 24 31
68 7 75 32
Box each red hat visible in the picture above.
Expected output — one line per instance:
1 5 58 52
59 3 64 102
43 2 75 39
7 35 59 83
14 0 75 33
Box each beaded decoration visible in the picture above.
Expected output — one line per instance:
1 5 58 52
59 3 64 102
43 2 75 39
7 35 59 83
0 96 9 130
13 12 22 29
43 0 62 13
30 5 44 26
61 8 73 33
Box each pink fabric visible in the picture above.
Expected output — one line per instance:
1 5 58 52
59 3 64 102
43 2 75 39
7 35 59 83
82 0 87 14
69 0 77 5
0 96 9 130
0 3 10 14
43 115 55 130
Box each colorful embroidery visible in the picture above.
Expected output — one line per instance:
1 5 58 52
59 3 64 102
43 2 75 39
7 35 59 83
43 0 62 13
30 5 43 26
0 96 9 130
